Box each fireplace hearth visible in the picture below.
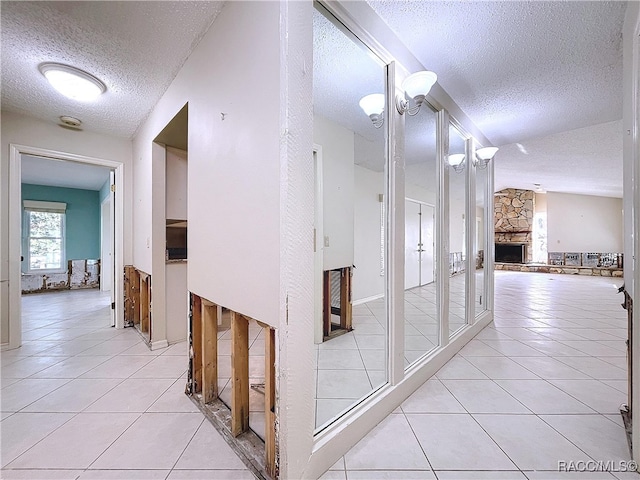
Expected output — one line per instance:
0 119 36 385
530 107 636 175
496 243 526 264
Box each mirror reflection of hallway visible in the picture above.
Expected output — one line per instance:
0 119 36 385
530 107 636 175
312 5 388 431
405 200 435 289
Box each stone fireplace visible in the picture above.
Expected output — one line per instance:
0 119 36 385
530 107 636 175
494 188 534 264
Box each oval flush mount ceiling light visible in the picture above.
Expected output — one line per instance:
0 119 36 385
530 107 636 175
39 62 106 101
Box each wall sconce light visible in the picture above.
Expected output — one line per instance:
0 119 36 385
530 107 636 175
359 93 385 128
475 146 499 169
448 154 466 173
396 70 437 116
359 70 437 127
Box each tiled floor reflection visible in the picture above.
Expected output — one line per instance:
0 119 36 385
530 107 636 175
316 272 476 429
315 297 388 428
326 271 631 480
1 289 255 480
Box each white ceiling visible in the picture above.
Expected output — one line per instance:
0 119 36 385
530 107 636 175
368 1 626 147
1 1 627 198
22 155 112 191
495 120 623 197
1 1 223 137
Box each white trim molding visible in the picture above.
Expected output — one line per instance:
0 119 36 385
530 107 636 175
6 144 126 350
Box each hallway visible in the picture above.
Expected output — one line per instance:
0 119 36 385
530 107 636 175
329 271 632 479
0 271 633 479
1 289 253 479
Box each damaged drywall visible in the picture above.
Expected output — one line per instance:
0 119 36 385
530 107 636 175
21 259 101 293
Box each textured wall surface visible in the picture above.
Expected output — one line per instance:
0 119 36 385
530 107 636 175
494 188 534 233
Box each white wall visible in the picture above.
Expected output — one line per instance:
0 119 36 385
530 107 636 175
623 0 639 299
132 1 283 327
546 192 623 252
476 206 485 250
165 262 188 344
353 165 384 301
535 192 548 214
0 111 132 345
313 114 354 270
165 147 187 220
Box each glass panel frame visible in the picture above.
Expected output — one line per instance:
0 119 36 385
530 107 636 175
402 100 440 369
447 122 468 337
474 142 489 318
312 4 390 434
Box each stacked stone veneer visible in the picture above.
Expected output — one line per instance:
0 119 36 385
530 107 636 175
494 188 534 263
495 263 623 277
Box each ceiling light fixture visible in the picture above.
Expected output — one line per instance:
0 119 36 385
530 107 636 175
396 70 437 115
448 154 466 173
39 62 106 101
359 70 437 128
359 93 385 128
475 146 499 169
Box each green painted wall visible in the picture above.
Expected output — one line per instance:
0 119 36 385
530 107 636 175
22 184 100 272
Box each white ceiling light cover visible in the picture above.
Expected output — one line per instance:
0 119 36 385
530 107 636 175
39 63 106 101
448 153 465 166
359 93 385 116
402 70 437 100
476 146 499 161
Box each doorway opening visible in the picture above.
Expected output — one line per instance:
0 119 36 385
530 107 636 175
7 145 125 349
405 199 435 289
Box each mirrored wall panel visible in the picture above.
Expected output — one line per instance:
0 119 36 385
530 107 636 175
475 156 488 316
403 104 438 367
312 7 388 431
447 124 467 337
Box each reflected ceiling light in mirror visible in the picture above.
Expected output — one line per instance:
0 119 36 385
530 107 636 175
396 70 437 116
39 63 106 101
475 146 499 169
448 153 466 173
359 93 385 128
360 70 437 127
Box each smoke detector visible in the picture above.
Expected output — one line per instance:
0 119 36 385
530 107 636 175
59 115 82 129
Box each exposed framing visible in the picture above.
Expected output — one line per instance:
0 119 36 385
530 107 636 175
7 144 125 349
231 311 250 436
202 300 218 403
188 293 278 478
321 267 353 340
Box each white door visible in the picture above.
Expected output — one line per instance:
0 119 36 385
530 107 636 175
420 204 435 285
108 171 116 327
100 198 112 292
405 200 421 290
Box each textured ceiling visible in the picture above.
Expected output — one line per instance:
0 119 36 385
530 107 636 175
368 0 626 147
495 120 623 198
22 155 112 191
313 8 385 148
1 1 627 199
1 1 224 138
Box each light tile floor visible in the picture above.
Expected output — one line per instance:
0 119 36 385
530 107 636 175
326 271 634 480
2 271 635 480
316 273 468 429
1 289 254 480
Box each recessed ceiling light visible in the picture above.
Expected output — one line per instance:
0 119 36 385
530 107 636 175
39 62 106 101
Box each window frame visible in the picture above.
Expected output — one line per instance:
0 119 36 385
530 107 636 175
23 201 67 274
